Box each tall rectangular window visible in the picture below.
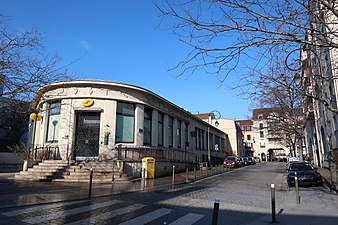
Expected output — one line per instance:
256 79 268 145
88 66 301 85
184 122 189 148
260 131 264 138
168 116 173 147
259 123 264 129
144 107 152 145
197 128 202 149
46 102 61 142
158 113 163 146
177 120 181 148
115 102 135 143
215 135 220 150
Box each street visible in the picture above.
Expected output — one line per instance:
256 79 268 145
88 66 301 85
0 162 337 224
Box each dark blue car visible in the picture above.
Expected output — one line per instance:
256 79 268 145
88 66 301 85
287 162 323 187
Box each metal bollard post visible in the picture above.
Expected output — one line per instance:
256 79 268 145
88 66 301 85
200 166 202 177
88 167 93 198
186 168 189 183
194 167 196 179
211 198 220 225
206 166 208 176
271 184 276 223
295 176 300 204
172 165 175 184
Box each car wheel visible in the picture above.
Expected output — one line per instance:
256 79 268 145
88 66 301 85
287 180 294 187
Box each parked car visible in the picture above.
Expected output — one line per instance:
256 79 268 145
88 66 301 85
287 162 323 187
224 156 240 168
247 157 256 165
237 157 245 167
243 157 250 166
254 156 261 163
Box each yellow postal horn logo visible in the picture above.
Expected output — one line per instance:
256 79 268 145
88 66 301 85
82 98 94 107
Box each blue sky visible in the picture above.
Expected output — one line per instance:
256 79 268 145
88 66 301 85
2 0 253 119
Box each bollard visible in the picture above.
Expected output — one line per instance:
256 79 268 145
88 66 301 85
211 198 220 225
172 165 175 184
186 168 189 183
295 176 300 204
194 167 197 179
206 166 208 176
200 166 202 177
271 184 276 223
88 167 93 198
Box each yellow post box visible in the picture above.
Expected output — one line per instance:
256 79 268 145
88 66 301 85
142 157 155 179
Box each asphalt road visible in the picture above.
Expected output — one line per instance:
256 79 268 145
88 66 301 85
0 162 290 224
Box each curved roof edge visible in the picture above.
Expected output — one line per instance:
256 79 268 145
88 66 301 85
33 79 192 116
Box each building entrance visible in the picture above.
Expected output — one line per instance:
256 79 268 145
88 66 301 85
74 112 101 160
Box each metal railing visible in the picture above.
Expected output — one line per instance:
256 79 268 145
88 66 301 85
31 146 60 160
115 146 204 163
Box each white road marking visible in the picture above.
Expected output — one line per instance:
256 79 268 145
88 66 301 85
168 213 205 225
65 204 146 225
118 208 173 225
22 199 123 224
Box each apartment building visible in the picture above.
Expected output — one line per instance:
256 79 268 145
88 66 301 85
237 120 254 157
302 1 338 171
252 108 290 162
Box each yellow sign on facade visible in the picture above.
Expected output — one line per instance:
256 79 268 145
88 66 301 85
82 98 94 107
30 113 42 121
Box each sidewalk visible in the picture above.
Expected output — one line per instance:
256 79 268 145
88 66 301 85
318 167 338 193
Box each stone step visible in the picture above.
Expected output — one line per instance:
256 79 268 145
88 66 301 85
27 168 60 173
18 171 55 176
14 159 132 183
36 163 69 168
42 160 70 164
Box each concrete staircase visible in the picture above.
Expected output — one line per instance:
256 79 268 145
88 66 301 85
15 160 132 183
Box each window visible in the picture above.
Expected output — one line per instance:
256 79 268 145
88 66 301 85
158 113 163 146
196 127 204 149
259 123 264 129
115 102 135 143
144 107 152 145
247 135 251 140
260 141 265 148
184 122 189 148
177 120 181 148
46 102 61 142
215 135 220 150
260 131 264 138
168 116 173 147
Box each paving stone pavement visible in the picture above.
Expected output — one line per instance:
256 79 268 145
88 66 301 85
0 162 337 225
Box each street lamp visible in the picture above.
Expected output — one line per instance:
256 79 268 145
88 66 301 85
207 110 221 166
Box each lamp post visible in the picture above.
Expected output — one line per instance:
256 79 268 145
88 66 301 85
207 110 221 166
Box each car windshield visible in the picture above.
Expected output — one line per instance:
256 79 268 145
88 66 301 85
289 163 313 171
226 157 235 161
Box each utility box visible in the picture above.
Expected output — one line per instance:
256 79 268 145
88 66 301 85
141 157 155 179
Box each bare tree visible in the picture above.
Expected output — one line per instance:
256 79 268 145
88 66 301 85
155 0 338 94
0 16 73 113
